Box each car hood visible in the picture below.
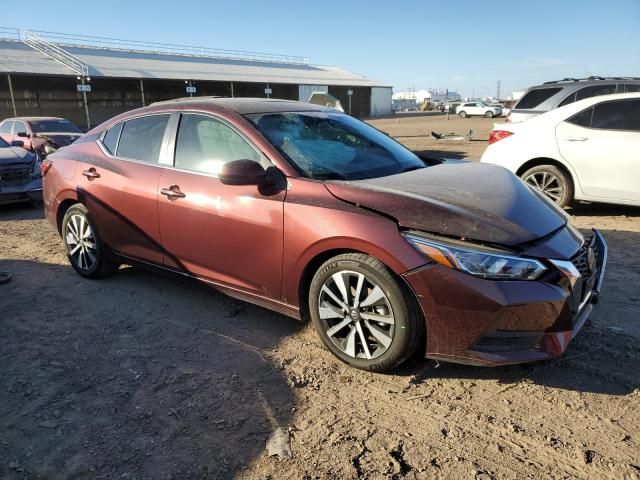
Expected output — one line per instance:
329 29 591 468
0 147 35 166
35 132 82 147
324 163 568 247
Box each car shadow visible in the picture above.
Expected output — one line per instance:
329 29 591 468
568 202 640 218
397 227 640 396
0 259 301 479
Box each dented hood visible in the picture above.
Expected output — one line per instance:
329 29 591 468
324 163 567 247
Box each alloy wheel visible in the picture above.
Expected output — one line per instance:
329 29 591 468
318 270 395 360
524 171 564 203
65 213 97 271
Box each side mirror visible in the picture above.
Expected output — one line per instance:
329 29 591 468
44 145 57 155
16 131 29 138
219 159 267 186
10 140 24 147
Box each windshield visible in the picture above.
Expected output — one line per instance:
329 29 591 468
0 137 9 148
246 111 425 180
29 119 82 134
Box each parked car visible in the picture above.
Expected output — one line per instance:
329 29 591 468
0 117 83 158
481 93 640 208
508 76 640 123
0 135 43 206
456 102 501 118
489 103 510 116
43 98 606 372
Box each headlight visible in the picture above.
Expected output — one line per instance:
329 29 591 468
403 233 547 280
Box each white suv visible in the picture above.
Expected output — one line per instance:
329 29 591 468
456 102 502 118
481 93 640 208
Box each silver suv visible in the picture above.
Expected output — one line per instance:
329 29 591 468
509 76 640 122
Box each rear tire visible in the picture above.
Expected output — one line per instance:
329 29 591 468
521 164 573 208
62 203 119 279
458 111 467 118
308 253 424 373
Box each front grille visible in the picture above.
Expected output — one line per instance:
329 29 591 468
571 236 599 303
0 167 31 183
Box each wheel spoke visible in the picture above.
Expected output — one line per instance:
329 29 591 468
365 320 393 348
85 248 96 266
345 327 357 357
327 317 352 337
355 321 372 359
84 241 96 250
319 304 345 320
321 285 349 312
360 312 395 325
69 243 82 255
360 285 385 307
77 249 85 269
331 272 350 305
352 273 364 308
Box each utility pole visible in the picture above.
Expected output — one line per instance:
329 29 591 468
79 76 91 130
6 74 17 116
497 80 501 101
140 79 145 106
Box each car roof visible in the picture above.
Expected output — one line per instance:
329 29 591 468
2 117 69 122
150 97 334 115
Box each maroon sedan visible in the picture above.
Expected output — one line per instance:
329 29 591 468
0 117 83 157
42 98 607 372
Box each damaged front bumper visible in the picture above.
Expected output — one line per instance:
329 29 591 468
403 229 607 366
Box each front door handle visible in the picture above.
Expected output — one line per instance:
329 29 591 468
160 185 186 200
563 136 588 142
82 168 100 180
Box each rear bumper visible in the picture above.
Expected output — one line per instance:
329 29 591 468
0 178 42 205
403 229 607 366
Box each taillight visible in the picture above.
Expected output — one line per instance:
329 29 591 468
488 130 514 145
41 159 52 176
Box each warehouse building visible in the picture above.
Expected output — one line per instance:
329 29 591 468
0 28 392 129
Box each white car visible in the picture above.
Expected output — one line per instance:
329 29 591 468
481 93 640 208
456 102 502 118
490 104 511 117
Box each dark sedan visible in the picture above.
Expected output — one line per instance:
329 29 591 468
42 98 607 372
0 136 43 206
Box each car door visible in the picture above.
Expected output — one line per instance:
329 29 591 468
556 98 640 201
77 113 171 264
157 112 285 299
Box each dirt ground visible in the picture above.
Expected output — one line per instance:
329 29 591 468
1 113 640 480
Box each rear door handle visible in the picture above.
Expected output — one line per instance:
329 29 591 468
563 136 588 142
82 168 100 180
160 185 186 200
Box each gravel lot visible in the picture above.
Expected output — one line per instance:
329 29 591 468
1 113 639 479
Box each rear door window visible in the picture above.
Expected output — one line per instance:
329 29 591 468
0 121 14 134
567 107 593 128
13 121 28 135
515 87 562 109
575 84 617 101
591 99 640 131
116 115 170 163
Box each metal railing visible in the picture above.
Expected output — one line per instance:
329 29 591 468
22 30 89 77
0 27 21 41
25 29 309 65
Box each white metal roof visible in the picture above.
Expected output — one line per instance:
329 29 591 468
0 39 389 87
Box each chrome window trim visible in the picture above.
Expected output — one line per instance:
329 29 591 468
96 112 172 167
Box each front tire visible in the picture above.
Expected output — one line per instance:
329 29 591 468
308 253 424 372
62 204 119 278
521 164 573 208
485 110 494 118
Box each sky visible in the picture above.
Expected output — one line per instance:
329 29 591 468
3 0 639 98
